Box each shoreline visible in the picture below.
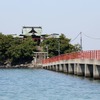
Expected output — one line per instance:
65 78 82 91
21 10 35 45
0 63 42 69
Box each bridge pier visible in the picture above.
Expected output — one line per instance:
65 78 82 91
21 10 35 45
55 65 57 71
77 64 85 76
48 66 50 70
68 63 74 74
46 66 47 69
52 65 55 71
61 64 64 72
74 63 77 75
52 65 54 71
54 65 57 71
56 64 59 71
85 64 93 77
93 65 100 79
63 64 68 73
58 64 63 72
50 65 52 70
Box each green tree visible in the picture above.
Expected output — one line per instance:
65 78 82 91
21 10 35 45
41 33 81 57
0 33 37 65
0 33 14 63
7 37 37 64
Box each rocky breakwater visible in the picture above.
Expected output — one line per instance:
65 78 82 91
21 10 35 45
0 62 42 69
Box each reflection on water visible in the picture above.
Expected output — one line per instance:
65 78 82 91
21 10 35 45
0 69 100 100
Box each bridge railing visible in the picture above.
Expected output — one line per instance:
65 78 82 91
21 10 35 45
42 50 100 64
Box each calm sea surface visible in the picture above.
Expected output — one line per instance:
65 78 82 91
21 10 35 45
0 69 100 100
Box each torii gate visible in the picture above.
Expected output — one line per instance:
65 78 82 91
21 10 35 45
32 52 48 68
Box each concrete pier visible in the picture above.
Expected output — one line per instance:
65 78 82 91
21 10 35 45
85 64 93 77
74 63 77 75
57 64 60 71
77 64 85 76
93 65 100 79
59 64 64 72
63 64 68 73
68 64 74 74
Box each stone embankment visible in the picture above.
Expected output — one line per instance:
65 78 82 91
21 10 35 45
0 63 42 69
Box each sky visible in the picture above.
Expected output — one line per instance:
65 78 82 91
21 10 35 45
0 0 100 50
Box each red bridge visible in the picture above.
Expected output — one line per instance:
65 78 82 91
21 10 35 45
42 50 100 79
42 50 100 63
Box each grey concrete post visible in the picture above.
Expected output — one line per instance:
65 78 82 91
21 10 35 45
63 64 68 73
77 64 85 76
52 65 54 71
60 64 64 72
59 64 62 72
50 65 52 70
56 64 59 71
93 65 100 79
85 64 89 77
53 65 56 71
74 63 77 75
85 64 93 77
68 63 74 74
47 65 49 70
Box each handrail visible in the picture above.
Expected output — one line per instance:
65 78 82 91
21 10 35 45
42 50 100 64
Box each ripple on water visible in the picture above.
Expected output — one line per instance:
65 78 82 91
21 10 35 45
0 69 100 100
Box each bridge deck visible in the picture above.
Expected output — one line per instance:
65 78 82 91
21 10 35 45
42 50 100 79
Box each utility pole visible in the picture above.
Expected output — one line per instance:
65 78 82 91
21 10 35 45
46 45 48 58
58 39 60 55
51 33 60 55
80 32 82 51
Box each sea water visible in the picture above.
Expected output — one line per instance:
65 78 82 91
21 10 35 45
0 69 100 100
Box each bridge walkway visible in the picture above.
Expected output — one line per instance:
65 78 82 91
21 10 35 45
42 50 100 79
